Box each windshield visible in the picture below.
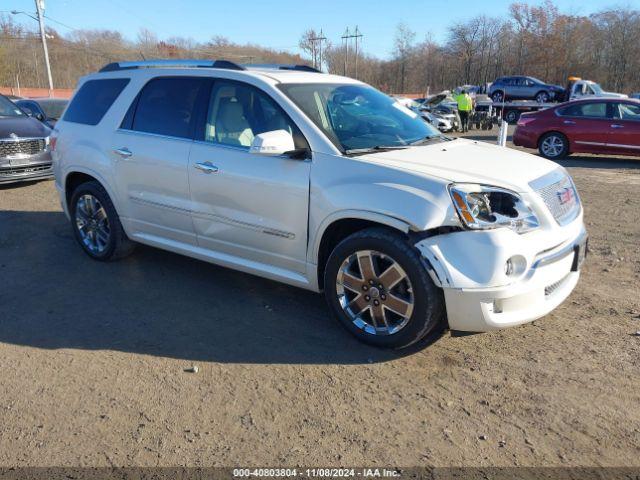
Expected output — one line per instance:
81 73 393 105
278 83 441 153
587 82 603 94
0 96 26 118
38 99 68 119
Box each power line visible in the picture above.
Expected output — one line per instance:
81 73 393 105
341 27 363 77
309 29 326 70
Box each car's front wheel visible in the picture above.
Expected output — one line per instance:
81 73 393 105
69 181 135 261
324 228 444 349
538 132 569 159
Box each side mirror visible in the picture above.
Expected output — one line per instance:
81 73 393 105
249 130 295 156
35 113 45 121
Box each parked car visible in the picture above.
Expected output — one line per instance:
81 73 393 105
489 76 565 103
53 60 586 349
15 98 68 128
0 94 52 184
513 98 640 159
404 98 455 132
630 93 640 100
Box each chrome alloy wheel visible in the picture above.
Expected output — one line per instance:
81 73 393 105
336 250 414 336
75 194 111 254
540 135 564 158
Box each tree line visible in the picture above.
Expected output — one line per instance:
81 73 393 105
304 1 640 94
1 1 639 96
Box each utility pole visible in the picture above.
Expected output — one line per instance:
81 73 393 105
309 29 326 71
34 0 54 95
353 26 363 79
341 27 350 76
342 27 363 78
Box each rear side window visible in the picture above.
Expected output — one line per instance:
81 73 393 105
558 102 608 118
64 78 129 125
130 77 208 139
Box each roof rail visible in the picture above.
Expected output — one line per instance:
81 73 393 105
99 59 246 72
244 64 322 73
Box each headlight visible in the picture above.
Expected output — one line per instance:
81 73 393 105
449 184 539 233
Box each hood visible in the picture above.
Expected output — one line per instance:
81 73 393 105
356 139 559 193
0 116 51 139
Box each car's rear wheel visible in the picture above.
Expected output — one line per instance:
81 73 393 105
70 181 135 261
535 91 550 103
538 132 569 159
324 228 444 349
491 91 504 103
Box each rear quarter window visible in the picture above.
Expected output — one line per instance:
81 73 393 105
63 78 129 125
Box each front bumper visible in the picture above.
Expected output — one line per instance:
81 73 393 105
0 151 53 184
415 221 587 332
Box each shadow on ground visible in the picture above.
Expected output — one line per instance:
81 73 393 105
0 210 440 365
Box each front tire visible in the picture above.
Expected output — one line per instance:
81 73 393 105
69 181 135 261
538 132 569 159
324 228 444 349
491 91 504 103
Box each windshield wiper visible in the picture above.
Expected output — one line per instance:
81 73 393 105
410 134 450 146
345 145 411 155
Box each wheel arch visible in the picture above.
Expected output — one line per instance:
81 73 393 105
63 167 120 215
312 211 411 289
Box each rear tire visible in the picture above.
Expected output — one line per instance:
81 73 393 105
491 91 504 103
324 228 445 349
69 181 135 261
535 91 550 103
538 132 569 159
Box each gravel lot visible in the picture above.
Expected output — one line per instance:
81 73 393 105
0 128 639 468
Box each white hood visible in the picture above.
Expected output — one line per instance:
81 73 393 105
357 139 559 193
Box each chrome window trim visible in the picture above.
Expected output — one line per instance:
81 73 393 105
115 128 194 144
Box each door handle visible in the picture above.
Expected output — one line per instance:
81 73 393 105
563 120 576 125
610 124 624 129
113 147 132 158
194 161 219 174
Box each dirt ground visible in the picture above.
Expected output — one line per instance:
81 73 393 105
0 128 639 469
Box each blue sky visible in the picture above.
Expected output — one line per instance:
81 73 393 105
6 0 636 59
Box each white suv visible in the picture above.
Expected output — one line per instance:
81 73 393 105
52 60 587 349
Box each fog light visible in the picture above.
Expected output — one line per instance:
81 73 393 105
504 255 526 277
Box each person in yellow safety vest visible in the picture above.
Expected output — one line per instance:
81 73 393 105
455 89 473 132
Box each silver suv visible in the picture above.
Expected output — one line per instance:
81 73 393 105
52 60 586 349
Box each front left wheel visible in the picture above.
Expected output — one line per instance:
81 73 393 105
324 228 445 349
69 181 135 261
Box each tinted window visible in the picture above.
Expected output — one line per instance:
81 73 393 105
131 77 207 139
204 80 307 150
558 102 608 118
64 78 129 125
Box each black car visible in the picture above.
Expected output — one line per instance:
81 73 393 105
0 94 52 185
15 98 68 128
488 76 565 103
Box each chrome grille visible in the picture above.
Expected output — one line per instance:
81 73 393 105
530 170 581 226
0 138 46 158
0 164 52 178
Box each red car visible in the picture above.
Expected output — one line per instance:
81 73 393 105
513 98 640 159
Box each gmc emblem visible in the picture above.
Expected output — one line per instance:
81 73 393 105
556 187 575 205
